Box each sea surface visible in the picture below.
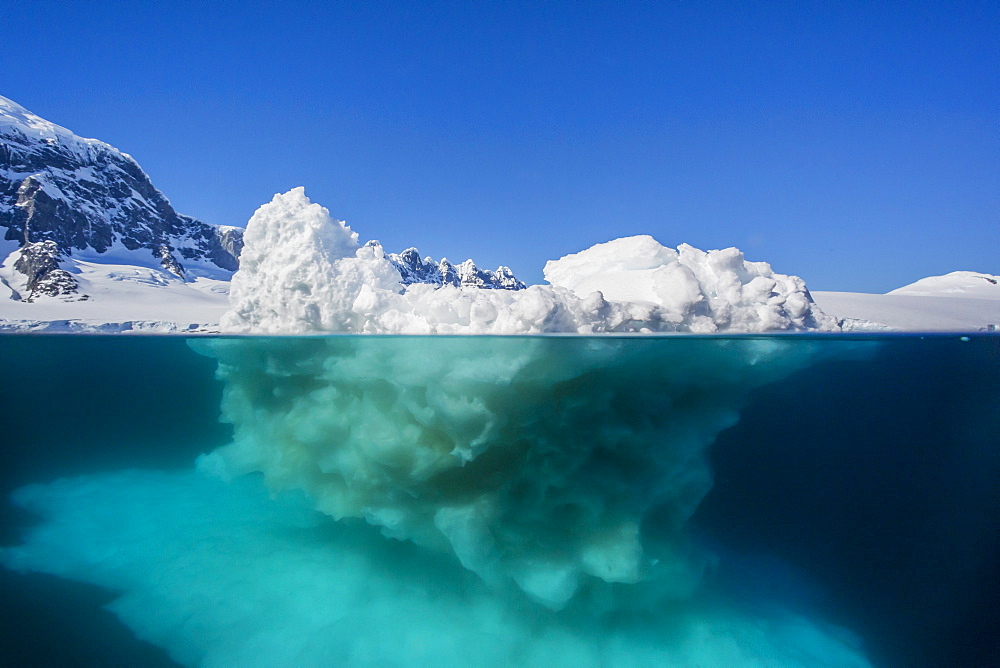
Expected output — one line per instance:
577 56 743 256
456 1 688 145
0 333 997 667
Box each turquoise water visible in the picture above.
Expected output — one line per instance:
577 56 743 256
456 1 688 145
0 333 997 666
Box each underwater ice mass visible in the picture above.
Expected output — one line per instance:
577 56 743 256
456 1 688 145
198 336 819 610
2 189 875 665
4 336 872 666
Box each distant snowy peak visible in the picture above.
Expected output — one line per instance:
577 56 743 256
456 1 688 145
383 245 525 290
0 94 242 299
0 96 116 158
888 271 1000 299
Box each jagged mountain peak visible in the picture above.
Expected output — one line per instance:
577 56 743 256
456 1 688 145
0 94 243 299
385 245 525 290
1 95 110 150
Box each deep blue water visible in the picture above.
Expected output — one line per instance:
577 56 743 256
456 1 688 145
0 336 225 667
0 333 997 667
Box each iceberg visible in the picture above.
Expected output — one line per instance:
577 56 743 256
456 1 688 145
1 188 879 666
205 188 842 608
222 188 838 334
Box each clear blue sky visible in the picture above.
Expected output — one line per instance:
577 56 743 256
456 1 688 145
2 0 996 291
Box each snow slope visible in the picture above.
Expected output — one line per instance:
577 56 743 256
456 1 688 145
0 244 230 332
813 271 1000 332
888 271 1000 298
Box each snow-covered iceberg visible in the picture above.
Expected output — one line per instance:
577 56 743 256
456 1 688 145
221 188 837 334
192 188 854 613
204 188 843 609
1 188 875 666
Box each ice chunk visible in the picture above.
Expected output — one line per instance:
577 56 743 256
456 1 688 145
542 235 681 303
221 187 404 333
543 237 833 332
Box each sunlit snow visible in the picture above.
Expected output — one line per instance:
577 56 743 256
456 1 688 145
222 188 837 334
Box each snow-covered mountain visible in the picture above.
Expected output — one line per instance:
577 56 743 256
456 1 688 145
888 271 1000 299
0 95 243 302
385 245 525 290
0 96 525 332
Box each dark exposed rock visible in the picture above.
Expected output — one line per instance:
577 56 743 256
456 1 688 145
12 240 79 301
212 225 244 271
0 95 243 295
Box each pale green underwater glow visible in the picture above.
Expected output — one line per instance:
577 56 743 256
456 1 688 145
193 335 835 610
3 334 998 666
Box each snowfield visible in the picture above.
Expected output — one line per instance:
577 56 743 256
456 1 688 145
0 240 231 333
812 270 1000 332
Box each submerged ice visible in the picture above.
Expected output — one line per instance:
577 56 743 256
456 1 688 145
3 463 869 667
197 336 822 610
0 335 877 666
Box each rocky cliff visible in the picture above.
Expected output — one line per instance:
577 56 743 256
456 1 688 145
0 95 242 299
